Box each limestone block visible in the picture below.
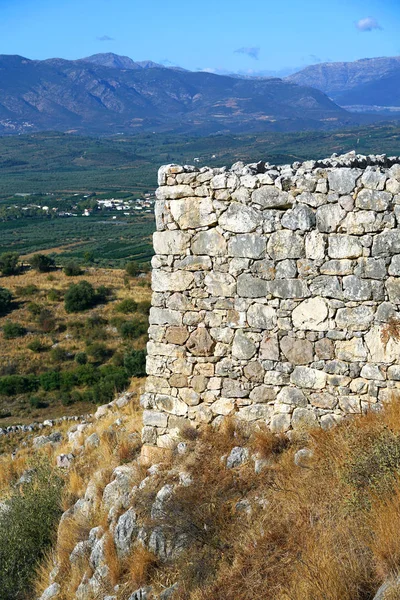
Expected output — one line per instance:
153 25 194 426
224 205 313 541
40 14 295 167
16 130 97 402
268 279 308 299
191 229 227 256
316 203 345 233
386 278 400 303
186 328 215 357
267 230 304 260
259 334 279 360
305 230 326 260
251 187 292 208
389 256 400 276
237 274 269 298
361 168 387 190
147 342 185 358
355 189 391 211
232 330 257 359
315 338 334 359
336 305 375 331
145 376 170 394
237 404 272 422
365 325 400 363
210 398 235 415
309 392 336 409
281 204 316 231
222 379 250 398
356 258 387 279
291 408 318 430
372 230 400 257
153 231 191 255
280 336 314 365
165 327 189 345
149 308 182 326
309 275 343 299
290 367 327 389
152 270 194 292
328 235 363 259
327 168 362 194
292 297 328 331
169 198 217 229
179 388 200 406
343 276 372 301
247 303 276 329
218 202 261 233
386 178 400 194
321 260 353 276
155 395 188 416
336 338 368 362
270 413 291 433
243 361 265 382
142 411 169 428
249 385 276 403
156 184 193 200
339 396 361 413
176 256 212 271
360 364 385 380
205 272 236 297
228 234 266 259
250 259 276 280
342 211 379 234
276 387 307 407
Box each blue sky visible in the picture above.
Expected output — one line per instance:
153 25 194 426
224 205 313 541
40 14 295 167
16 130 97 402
0 0 399 75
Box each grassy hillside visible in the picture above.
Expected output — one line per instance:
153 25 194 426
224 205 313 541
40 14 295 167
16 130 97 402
0 265 151 425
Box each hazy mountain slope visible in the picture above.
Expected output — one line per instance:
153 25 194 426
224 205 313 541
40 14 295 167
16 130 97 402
287 56 400 96
333 70 400 109
0 54 355 135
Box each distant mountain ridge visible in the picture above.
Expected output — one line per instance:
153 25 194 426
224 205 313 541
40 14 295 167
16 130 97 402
0 53 359 136
287 56 400 111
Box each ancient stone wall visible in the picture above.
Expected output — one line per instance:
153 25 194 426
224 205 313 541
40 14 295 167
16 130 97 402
141 151 400 448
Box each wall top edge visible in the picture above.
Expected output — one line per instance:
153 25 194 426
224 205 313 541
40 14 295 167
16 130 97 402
157 150 400 186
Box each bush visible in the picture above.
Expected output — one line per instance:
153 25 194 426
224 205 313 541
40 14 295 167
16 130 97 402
0 252 20 276
64 262 82 276
30 396 49 409
0 459 63 600
38 309 56 333
124 349 146 377
64 280 98 313
47 288 63 302
27 338 49 353
3 321 26 339
75 351 88 365
0 287 13 315
86 342 112 363
115 298 138 314
0 374 39 396
119 317 148 340
27 302 42 316
125 260 141 277
60 370 77 392
39 370 61 391
50 346 69 362
137 300 151 315
28 253 55 272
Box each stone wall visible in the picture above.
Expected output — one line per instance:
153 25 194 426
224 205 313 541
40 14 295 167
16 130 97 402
140 151 400 448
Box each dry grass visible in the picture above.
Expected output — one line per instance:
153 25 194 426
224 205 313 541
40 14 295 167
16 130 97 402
125 546 158 591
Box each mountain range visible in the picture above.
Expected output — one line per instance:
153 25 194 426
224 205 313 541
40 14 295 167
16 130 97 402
0 53 360 136
287 56 400 111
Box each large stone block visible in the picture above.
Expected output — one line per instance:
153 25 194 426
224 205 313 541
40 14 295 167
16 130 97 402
292 297 328 330
228 234 266 259
218 202 261 233
152 270 194 292
280 336 314 365
232 330 257 360
186 328 215 357
316 204 345 233
252 187 292 208
336 305 375 331
290 367 327 389
356 189 391 211
153 231 191 255
169 198 217 229
328 168 362 194
372 230 400 257
267 230 304 260
247 303 276 329
281 204 316 231
191 229 227 256
237 274 269 298
205 272 236 297
156 184 193 200
328 235 363 259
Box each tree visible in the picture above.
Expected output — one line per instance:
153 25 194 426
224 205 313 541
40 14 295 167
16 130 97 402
64 280 97 313
0 252 20 276
64 262 82 276
125 261 140 277
0 287 13 315
28 254 56 273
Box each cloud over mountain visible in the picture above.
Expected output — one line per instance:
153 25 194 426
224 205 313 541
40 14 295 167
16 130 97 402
355 17 382 32
234 47 260 60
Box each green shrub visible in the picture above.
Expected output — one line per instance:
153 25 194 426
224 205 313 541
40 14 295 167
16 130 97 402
27 302 42 316
47 288 63 302
3 321 26 339
137 300 151 315
0 374 39 396
125 260 140 277
64 280 97 313
50 346 69 362
124 349 147 377
0 287 13 315
60 371 77 392
30 396 49 409
119 317 148 340
64 262 82 276
75 364 99 386
75 351 88 365
115 298 138 314
0 459 63 600
28 253 55 273
39 370 61 391
38 309 56 333
27 338 49 353
0 252 20 276
86 342 112 363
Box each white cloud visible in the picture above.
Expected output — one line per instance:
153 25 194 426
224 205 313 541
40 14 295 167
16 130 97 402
355 17 382 32
234 47 260 60
97 35 114 42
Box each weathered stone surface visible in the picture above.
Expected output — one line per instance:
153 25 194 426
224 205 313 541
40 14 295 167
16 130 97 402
259 334 279 360
316 203 345 233
291 408 318 430
328 235 363 259
114 509 138 557
186 328 215 357
336 338 368 362
247 303 276 329
281 204 316 231
243 361 265 382
276 387 307 407
372 230 400 257
150 308 182 326
165 326 189 345
270 413 291 433
267 230 304 260
170 198 217 229
237 274 269 298
309 276 342 299
305 231 326 259
328 168 362 194
228 234 266 258
356 189 391 211
310 392 336 409
268 279 308 299
280 336 314 365
218 203 261 233
292 297 328 331
191 229 227 256
205 272 236 297
155 395 188 416
156 184 193 200
290 367 327 389
232 330 257 360
152 270 194 292
252 187 292 208
336 305 375 331
226 446 249 469
250 385 276 403
343 276 372 301
153 231 191 255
